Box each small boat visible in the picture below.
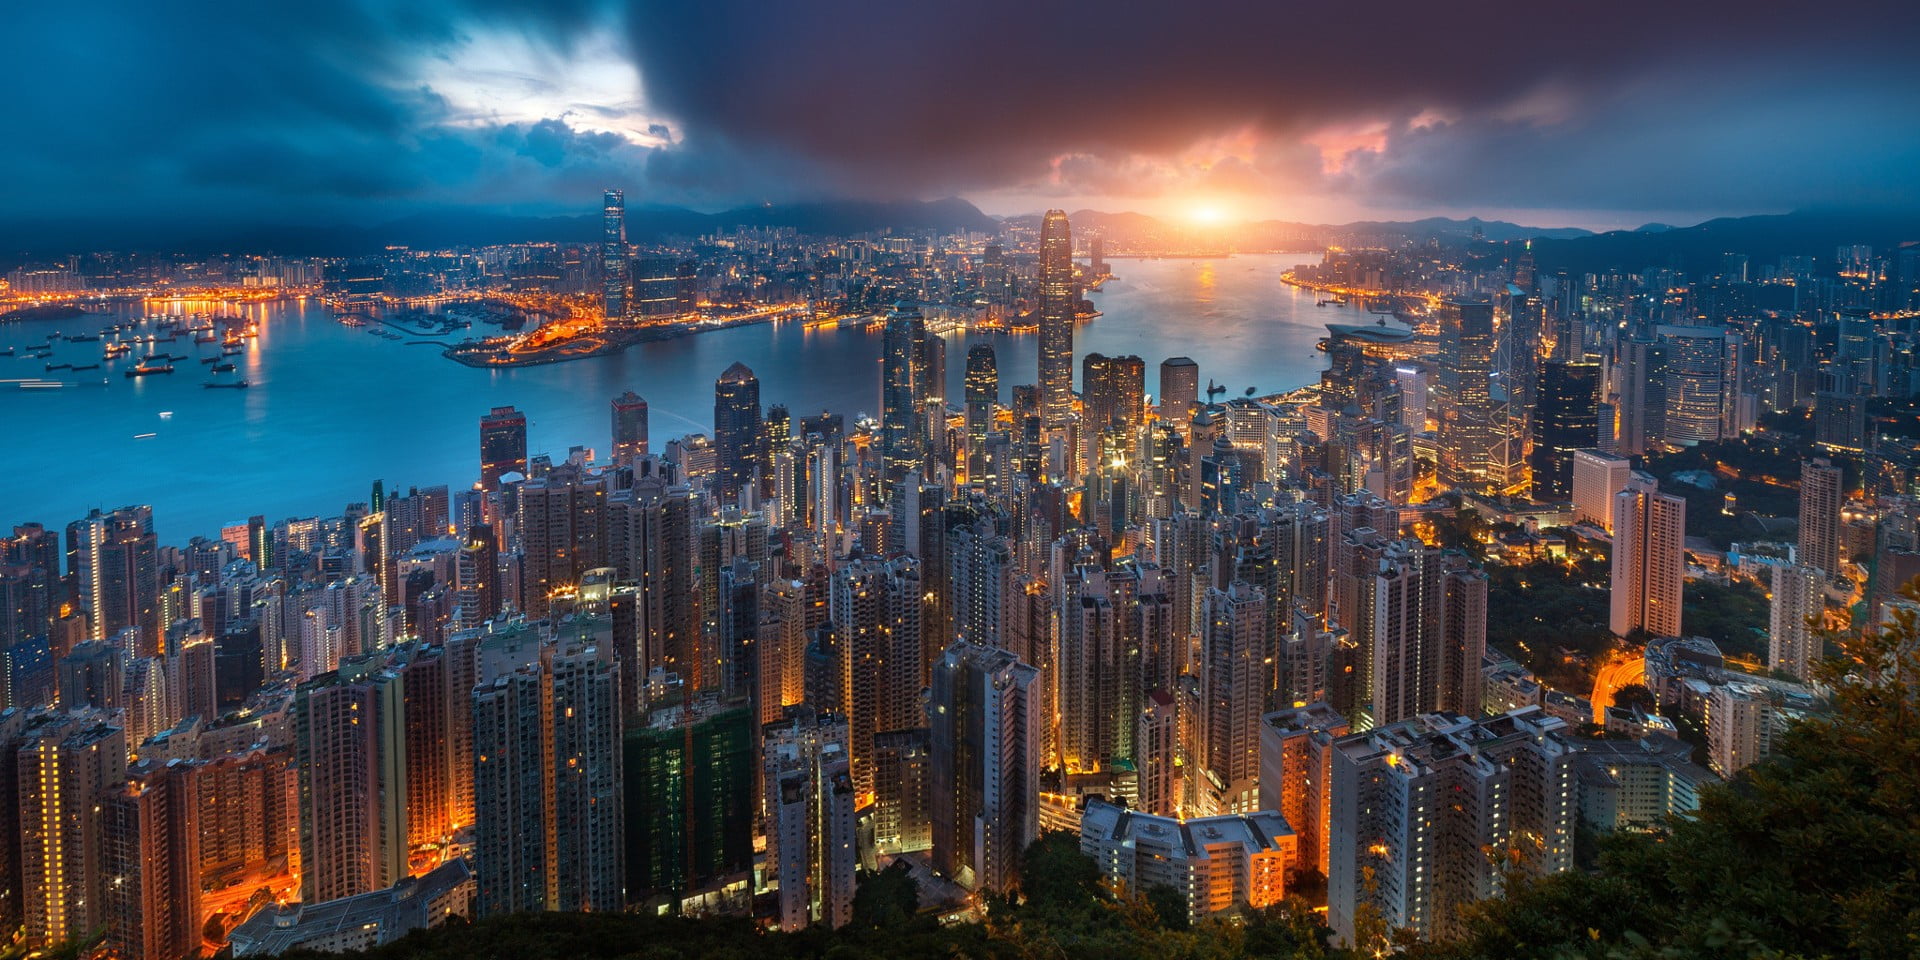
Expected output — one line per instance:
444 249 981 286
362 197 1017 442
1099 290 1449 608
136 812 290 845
203 380 249 389
0 347 12 357
133 432 157 439
125 362 174 377
44 362 71 371
211 362 236 372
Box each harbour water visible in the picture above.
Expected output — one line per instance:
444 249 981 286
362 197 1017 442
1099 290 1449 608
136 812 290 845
0 253 1327 542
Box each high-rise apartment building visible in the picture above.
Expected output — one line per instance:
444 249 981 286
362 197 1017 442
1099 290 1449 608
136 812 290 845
1327 708 1574 945
1609 473 1687 638
1258 702 1350 878
66 506 160 650
292 657 409 903
1037 210 1075 426
1570 449 1632 533
1706 681 1773 777
1769 562 1824 682
1080 801 1296 923
18 713 128 950
929 640 1041 893
762 706 857 931
1798 457 1843 576
831 557 923 794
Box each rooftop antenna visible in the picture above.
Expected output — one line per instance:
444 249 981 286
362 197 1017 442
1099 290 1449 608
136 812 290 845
1205 379 1226 404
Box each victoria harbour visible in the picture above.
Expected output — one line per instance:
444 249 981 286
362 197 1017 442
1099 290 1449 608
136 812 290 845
1 254 1325 541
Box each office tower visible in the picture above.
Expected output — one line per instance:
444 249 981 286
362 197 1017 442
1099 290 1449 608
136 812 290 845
1798 457 1843 576
66 506 160 650
1434 299 1497 490
612 392 649 465
964 343 997 480
1610 473 1687 638
1080 801 1295 922
631 257 683 317
929 639 1041 893
1706 681 1773 777
1813 364 1869 451
831 557 922 793
1571 450 1633 532
1159 357 1200 426
624 699 755 902
1200 581 1267 812
1327 708 1573 945
292 657 409 903
1259 703 1350 878
1489 288 1543 494
602 189 627 319
880 304 932 483
1657 325 1730 445
18 714 127 951
1530 362 1600 500
479 406 529 489
1083 352 1146 436
1037 209 1075 425
714 362 763 505
1614 338 1667 455
1769 563 1823 682
472 638 623 915
102 761 200 960
762 707 857 931
1057 563 1172 774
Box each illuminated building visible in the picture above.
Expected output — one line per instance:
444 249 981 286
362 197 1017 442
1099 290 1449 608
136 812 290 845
1058 563 1172 775
1037 209 1074 426
1434 299 1497 490
1258 702 1350 878
964 343 997 480
1082 351 1145 445
880 304 932 483
1571 449 1632 532
1327 708 1573 945
1798 457 1843 576
762 706 856 931
1657 325 1732 445
1609 473 1687 638
1768 563 1824 682
292 656 409 904
1705 681 1773 777
830 556 922 794
1574 734 1713 833
18 713 127 950
713 362 763 506
478 406 528 490
472 637 623 914
608 478 697 696
929 639 1041 893
1612 338 1666 455
1136 690 1180 816
1159 356 1199 427
1531 361 1601 500
517 472 608 620
228 860 473 957
1199 581 1267 813
611 392 649 465
102 760 200 960
630 257 682 318
602 189 627 320
1080 801 1295 923
66 506 159 651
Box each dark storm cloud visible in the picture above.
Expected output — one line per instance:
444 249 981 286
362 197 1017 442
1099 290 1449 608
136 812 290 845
3 0 1917 232
623 0 1920 212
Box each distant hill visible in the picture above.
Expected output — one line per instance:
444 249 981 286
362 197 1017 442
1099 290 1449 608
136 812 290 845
1524 208 1920 274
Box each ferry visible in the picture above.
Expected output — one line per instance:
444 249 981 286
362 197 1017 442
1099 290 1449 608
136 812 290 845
133 432 157 439
125 362 175 377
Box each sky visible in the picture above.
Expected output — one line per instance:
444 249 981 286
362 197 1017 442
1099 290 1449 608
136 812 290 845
5 0 1920 234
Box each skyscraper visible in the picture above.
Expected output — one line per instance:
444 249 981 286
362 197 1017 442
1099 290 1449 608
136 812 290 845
880 304 932 483
1571 449 1632 532
1037 209 1075 426
1769 562 1824 682
65 506 159 650
762 706 857 931
1159 356 1200 426
713 362 763 505
1201 581 1267 812
1435 299 1497 490
479 406 528 489
1610 473 1687 638
17 714 127 951
1531 361 1601 500
612 392 649 465
964 343 997 480
602 189 627 320
293 657 410 904
1798 457 1843 576
929 639 1041 893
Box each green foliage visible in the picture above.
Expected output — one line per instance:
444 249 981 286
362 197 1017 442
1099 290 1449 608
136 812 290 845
1019 829 1103 912
1681 579 1769 661
1483 555 1617 688
1144 883 1190 931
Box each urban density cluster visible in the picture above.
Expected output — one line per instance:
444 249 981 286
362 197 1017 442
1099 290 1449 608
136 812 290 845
5 200 1920 960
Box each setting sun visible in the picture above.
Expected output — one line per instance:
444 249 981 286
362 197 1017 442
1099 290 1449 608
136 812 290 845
1188 204 1227 225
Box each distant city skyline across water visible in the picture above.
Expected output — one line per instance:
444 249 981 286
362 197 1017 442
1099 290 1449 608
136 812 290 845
0 253 1326 542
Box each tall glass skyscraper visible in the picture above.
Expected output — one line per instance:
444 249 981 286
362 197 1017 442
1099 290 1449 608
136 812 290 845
713 362 762 504
1037 209 1074 426
602 189 627 321
880 304 931 483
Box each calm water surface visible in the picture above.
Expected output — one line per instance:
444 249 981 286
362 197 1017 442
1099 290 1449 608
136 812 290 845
0 253 1326 541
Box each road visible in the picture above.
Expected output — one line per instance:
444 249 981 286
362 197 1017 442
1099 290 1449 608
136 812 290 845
1590 656 1647 724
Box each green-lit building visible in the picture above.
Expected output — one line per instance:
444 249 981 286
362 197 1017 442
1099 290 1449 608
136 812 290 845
624 696 756 908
